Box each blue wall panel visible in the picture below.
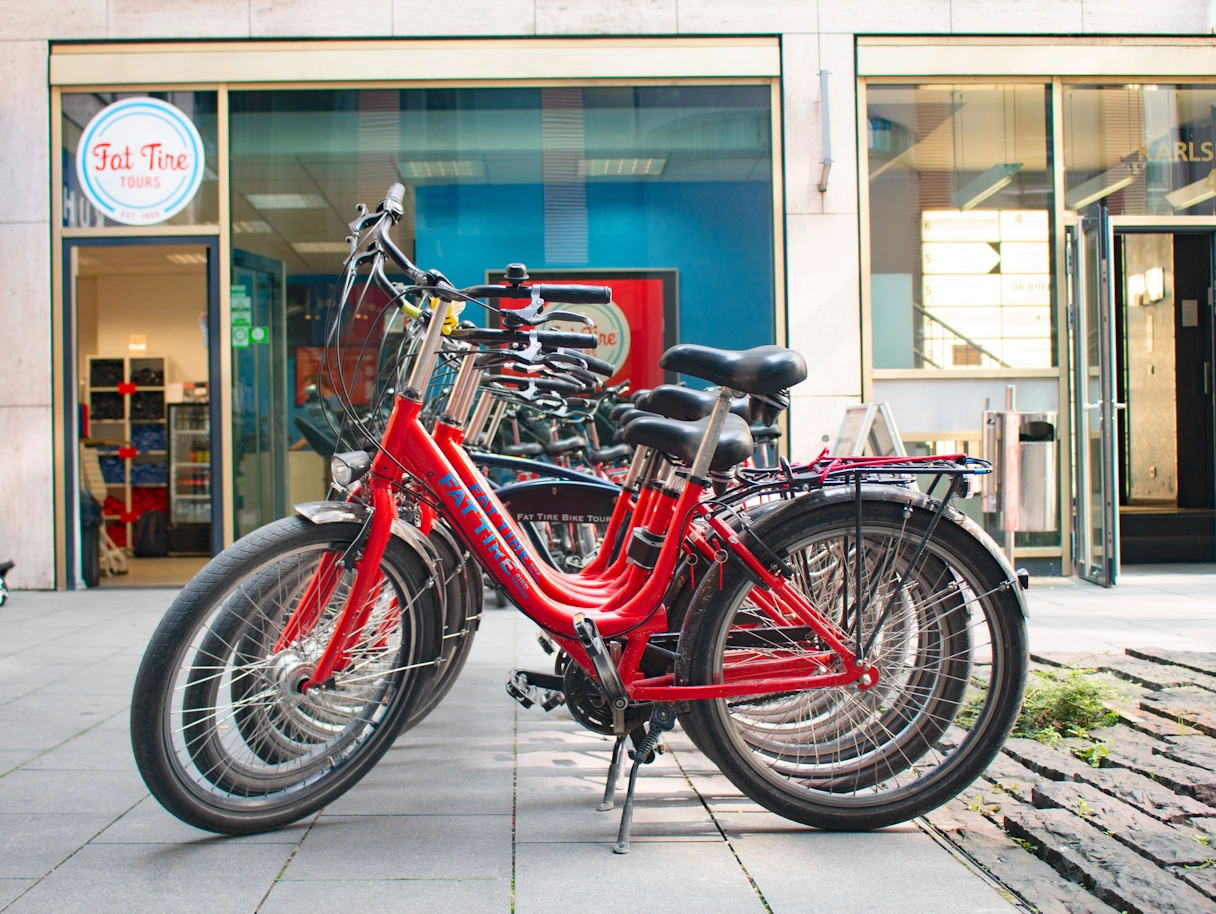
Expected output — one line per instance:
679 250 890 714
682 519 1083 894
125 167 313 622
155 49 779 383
413 180 775 365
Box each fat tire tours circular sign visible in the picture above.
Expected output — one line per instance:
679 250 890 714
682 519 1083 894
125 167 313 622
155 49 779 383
76 97 205 226
546 300 632 375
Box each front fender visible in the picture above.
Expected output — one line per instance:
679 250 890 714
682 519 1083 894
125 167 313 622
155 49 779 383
293 501 445 601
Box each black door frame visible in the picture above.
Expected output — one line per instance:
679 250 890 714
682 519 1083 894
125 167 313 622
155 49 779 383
61 234 223 587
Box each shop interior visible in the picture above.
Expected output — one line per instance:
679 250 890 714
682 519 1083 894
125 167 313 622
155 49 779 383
1114 231 1216 563
75 243 214 587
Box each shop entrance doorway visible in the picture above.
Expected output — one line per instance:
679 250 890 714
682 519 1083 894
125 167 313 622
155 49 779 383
1069 212 1216 585
64 237 221 589
1114 231 1216 563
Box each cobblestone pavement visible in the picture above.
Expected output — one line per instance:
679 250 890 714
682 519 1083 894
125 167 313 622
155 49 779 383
0 589 1013 914
932 565 1216 914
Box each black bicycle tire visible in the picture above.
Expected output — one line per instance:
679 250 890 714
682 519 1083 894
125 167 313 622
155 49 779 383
129 516 443 835
677 497 1027 831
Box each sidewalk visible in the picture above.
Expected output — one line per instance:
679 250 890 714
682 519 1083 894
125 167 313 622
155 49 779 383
0 589 1014 914
1025 565 1216 653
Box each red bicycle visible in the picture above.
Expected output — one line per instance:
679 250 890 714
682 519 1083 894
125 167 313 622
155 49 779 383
131 185 1028 848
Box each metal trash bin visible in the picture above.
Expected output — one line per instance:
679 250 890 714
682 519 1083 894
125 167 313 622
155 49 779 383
982 397 1058 535
1015 414 1057 533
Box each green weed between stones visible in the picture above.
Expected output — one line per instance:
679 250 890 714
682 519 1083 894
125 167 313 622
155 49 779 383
959 668 1119 743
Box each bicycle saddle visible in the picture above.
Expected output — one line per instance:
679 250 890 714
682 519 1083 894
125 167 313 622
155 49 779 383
629 389 652 404
544 436 586 456
608 403 633 422
502 442 544 457
750 423 782 441
659 345 807 396
586 443 631 464
621 413 754 472
639 385 751 421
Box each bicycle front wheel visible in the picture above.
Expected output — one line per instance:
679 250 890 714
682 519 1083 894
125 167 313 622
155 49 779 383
678 493 1027 831
130 516 443 835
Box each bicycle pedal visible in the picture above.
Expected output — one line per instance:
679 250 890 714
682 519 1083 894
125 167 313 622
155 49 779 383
506 669 565 712
536 633 556 655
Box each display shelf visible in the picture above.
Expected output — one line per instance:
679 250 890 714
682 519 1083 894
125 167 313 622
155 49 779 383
85 354 168 551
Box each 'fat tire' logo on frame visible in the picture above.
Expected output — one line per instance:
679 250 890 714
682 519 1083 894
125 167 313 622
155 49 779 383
75 97 205 226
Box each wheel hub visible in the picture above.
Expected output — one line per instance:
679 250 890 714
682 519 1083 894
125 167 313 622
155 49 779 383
268 650 314 705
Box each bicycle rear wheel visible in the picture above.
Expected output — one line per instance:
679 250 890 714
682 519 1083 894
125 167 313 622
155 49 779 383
678 493 1027 831
130 516 443 834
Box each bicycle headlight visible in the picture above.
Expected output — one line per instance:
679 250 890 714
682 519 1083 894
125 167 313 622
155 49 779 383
330 450 372 488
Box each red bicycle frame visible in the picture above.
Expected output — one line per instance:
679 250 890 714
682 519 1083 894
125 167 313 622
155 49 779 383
286 387 878 704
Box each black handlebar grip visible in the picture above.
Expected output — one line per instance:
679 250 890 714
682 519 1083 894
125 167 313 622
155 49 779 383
378 183 406 221
533 332 598 349
533 284 612 305
578 354 616 377
463 284 532 300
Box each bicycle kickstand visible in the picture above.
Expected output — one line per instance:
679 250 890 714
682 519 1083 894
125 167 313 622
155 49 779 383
598 734 627 811
613 703 676 854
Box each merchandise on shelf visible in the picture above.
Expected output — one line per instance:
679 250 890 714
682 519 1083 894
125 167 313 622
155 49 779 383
89 359 124 387
130 391 165 421
129 462 168 485
90 392 124 420
131 486 168 516
103 495 125 516
131 366 164 386
98 456 125 484
130 424 167 452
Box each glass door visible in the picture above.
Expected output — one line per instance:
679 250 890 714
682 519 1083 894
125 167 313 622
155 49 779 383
231 248 288 538
1068 208 1120 585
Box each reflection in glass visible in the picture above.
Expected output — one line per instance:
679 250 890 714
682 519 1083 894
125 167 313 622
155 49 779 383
227 86 776 526
867 84 1054 370
1063 85 1216 217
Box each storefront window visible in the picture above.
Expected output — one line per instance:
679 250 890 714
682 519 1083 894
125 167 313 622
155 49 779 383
61 91 219 228
227 85 775 532
868 84 1054 371
1063 84 1216 216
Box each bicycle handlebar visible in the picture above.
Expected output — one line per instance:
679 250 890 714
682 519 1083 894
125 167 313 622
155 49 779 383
463 284 612 306
449 327 598 350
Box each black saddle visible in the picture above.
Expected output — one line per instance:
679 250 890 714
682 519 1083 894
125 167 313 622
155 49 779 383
608 403 633 422
659 345 807 396
502 442 544 457
750 423 782 442
621 413 753 472
544 436 586 456
639 385 751 421
586 443 631 464
629 389 652 404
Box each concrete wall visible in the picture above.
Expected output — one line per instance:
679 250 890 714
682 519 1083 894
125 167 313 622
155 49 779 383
5 0 1216 586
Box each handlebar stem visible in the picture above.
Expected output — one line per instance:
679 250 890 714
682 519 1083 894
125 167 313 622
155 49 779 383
404 299 452 397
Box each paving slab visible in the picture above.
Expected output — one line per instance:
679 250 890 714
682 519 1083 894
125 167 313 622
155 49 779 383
291 814 512 881
3 842 292 914
0 812 117 879
260 876 510 914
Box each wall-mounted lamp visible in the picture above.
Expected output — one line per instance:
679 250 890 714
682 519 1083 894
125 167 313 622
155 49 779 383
952 163 1023 211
